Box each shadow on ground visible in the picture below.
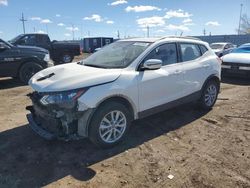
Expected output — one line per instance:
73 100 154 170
0 78 26 90
0 104 208 187
221 76 250 86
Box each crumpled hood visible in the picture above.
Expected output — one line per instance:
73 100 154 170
29 63 122 92
222 53 250 64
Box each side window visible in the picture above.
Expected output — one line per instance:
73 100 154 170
180 43 201 62
20 35 36 45
199 45 208 55
37 35 49 45
105 39 111 44
144 43 178 66
93 39 97 46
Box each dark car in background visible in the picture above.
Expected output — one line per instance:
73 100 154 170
9 33 80 64
0 38 53 83
210 42 236 57
221 43 250 78
81 37 113 53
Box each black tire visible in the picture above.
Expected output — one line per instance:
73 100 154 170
199 80 219 110
61 54 73 63
19 62 43 84
89 102 132 148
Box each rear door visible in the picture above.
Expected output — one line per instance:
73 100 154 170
178 43 209 96
137 43 184 114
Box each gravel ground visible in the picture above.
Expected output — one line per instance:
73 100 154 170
0 57 249 188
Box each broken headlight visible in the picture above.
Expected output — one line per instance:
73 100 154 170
40 89 86 105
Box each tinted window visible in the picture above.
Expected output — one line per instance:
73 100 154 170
37 35 49 44
21 35 36 45
144 43 178 66
180 43 201 62
199 45 208 55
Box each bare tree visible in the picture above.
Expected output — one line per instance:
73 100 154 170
239 14 250 34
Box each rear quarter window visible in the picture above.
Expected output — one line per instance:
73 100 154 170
199 45 208 55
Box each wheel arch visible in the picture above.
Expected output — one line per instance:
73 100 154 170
81 95 137 137
16 58 42 77
202 74 221 93
95 95 137 120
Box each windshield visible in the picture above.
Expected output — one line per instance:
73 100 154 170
210 44 224 50
231 47 250 54
0 39 14 47
9 34 24 44
81 41 151 68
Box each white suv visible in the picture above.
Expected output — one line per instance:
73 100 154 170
26 36 221 148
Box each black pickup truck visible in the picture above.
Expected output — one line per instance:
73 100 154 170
9 34 80 64
0 38 53 83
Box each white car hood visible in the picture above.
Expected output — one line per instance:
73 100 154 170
222 53 250 64
29 63 122 92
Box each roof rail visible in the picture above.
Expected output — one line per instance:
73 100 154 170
159 36 201 41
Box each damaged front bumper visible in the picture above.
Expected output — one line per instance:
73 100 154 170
26 92 94 141
27 113 55 140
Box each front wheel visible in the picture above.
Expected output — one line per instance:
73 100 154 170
199 80 219 110
19 62 43 84
89 102 132 148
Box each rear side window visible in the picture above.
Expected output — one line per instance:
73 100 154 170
199 45 208 55
180 43 201 62
37 35 49 44
144 43 178 66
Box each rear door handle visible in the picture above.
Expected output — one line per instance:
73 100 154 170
173 70 182 75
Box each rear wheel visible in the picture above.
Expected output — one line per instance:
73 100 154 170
89 102 132 148
199 80 219 110
61 54 73 63
19 62 43 84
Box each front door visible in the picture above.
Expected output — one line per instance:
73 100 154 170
137 43 184 114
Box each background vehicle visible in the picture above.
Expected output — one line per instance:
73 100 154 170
221 43 250 77
0 38 53 83
210 42 236 57
9 33 80 64
81 37 113 53
26 36 221 148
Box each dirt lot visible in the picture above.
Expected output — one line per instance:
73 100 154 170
0 59 249 187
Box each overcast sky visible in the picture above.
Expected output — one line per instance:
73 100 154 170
0 0 249 40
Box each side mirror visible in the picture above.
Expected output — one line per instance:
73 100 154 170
141 59 162 70
0 43 8 51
